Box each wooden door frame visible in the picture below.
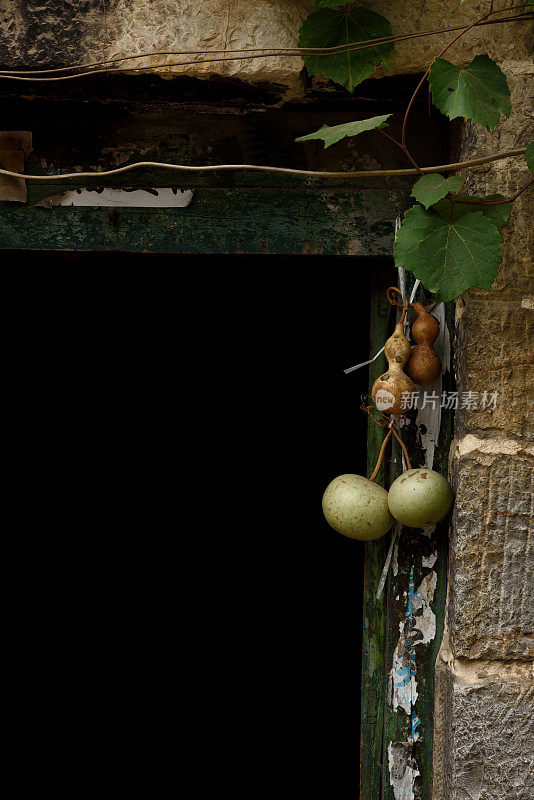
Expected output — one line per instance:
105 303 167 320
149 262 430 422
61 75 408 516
361 268 453 800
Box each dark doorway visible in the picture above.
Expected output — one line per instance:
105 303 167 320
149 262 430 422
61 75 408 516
8 253 392 799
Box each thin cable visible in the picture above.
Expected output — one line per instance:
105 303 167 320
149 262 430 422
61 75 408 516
0 13 529 81
0 22 501 74
0 148 526 182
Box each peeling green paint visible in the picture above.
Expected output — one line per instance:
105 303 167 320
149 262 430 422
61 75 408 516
0 188 405 254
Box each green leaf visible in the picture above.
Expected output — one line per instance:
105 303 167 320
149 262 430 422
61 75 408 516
295 114 391 148
526 142 534 171
299 6 393 93
394 204 503 302
411 173 465 209
429 54 511 131
431 194 511 229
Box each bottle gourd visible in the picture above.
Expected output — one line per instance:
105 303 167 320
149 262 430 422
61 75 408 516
322 474 394 541
405 302 441 385
371 320 415 414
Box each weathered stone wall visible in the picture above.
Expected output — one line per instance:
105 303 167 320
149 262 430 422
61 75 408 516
0 1 532 96
432 58 534 800
0 2 532 799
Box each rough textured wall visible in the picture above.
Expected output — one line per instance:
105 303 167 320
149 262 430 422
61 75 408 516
434 661 534 800
0 1 532 97
433 61 534 800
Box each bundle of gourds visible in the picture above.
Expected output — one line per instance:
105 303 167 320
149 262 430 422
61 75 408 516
322 289 453 540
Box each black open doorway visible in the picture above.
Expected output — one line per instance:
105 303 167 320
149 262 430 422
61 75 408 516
11 252 394 799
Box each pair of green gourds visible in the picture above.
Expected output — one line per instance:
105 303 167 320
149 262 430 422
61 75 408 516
322 469 453 541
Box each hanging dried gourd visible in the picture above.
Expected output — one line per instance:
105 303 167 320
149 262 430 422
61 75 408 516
321 286 454 541
405 302 442 385
371 288 415 414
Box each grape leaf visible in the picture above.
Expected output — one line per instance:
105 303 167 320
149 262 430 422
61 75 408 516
394 204 503 302
526 142 534 171
411 173 465 209
299 6 393 93
429 54 511 132
296 114 391 148
431 194 511 229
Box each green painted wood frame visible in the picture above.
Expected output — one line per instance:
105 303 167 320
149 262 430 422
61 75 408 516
361 269 453 800
0 103 448 255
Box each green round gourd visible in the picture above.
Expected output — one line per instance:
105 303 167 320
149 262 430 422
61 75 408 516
322 474 395 541
388 468 453 528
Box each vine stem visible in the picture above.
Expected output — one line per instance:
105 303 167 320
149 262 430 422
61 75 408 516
369 429 393 483
390 426 412 471
449 176 534 214
368 423 412 483
0 12 529 80
0 148 526 182
400 3 508 155
376 129 418 169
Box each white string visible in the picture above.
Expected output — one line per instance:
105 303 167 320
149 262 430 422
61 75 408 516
395 220 420 470
376 523 402 600
376 217 406 600
343 346 384 375
344 216 402 375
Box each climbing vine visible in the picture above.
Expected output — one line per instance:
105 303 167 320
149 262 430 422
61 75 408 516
296 0 534 301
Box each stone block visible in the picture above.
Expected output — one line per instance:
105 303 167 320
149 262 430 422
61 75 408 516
453 67 534 440
1 1 532 97
433 663 534 800
450 451 534 660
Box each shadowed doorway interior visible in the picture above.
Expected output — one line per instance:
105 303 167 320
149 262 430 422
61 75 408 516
10 252 395 800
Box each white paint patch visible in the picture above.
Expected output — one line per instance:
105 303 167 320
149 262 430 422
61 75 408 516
35 187 194 208
389 571 437 714
388 742 420 800
390 618 418 714
413 302 450 470
422 551 438 568
388 570 437 799
413 571 437 644
392 538 399 577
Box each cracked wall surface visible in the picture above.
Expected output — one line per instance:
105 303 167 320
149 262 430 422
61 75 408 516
434 663 534 800
434 61 533 800
0 1 532 99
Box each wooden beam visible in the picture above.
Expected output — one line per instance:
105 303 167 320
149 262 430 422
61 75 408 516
0 188 404 254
